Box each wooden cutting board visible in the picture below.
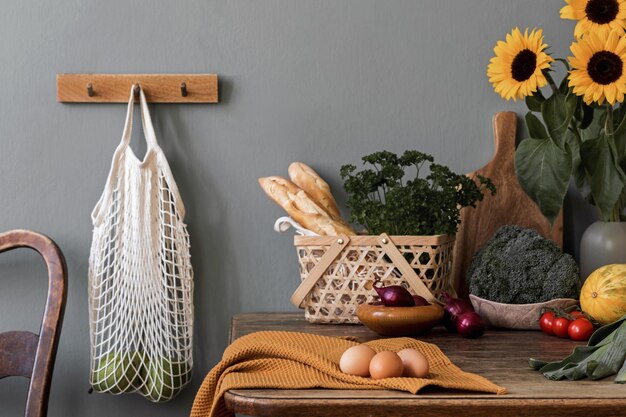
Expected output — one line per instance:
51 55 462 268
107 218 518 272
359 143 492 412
451 112 563 298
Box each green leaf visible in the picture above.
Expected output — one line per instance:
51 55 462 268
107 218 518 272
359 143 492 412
526 90 546 112
616 358 626 383
559 75 570 95
578 102 594 130
341 150 496 235
515 138 573 224
580 135 626 221
541 92 577 147
566 130 587 192
610 107 626 162
530 316 626 382
525 112 549 139
589 315 626 346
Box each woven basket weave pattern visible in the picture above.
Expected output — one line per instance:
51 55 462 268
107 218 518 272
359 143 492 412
295 235 455 324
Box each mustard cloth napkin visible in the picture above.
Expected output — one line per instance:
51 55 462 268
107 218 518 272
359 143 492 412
190 331 506 417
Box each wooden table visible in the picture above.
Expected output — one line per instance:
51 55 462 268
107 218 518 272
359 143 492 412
224 313 626 417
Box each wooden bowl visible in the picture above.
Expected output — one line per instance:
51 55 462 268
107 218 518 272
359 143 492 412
469 294 579 330
356 303 444 336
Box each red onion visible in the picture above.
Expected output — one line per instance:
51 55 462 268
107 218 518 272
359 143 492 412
374 285 415 307
412 295 430 306
442 292 475 332
456 311 485 338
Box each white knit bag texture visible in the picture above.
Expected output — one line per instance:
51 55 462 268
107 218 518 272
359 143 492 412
88 85 193 402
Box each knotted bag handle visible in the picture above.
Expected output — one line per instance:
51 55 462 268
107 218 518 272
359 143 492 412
290 233 438 308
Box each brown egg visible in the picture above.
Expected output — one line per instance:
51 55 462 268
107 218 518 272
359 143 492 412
369 351 404 379
339 345 376 377
397 348 429 378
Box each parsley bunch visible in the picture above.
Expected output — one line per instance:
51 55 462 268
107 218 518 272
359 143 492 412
340 150 496 236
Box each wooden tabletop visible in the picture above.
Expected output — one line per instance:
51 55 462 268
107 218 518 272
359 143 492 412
224 313 626 417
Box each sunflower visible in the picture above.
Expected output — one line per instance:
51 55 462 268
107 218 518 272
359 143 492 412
561 0 626 38
568 29 626 104
487 28 553 101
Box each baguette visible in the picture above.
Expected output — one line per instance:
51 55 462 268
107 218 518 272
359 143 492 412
288 162 341 218
258 176 355 236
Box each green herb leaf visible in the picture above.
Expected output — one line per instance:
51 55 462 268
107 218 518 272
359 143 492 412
341 150 495 235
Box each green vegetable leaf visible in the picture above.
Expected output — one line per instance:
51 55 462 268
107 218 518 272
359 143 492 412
515 138 572 224
580 135 626 221
589 324 626 379
616 358 626 383
543 344 612 381
541 92 577 147
529 358 547 370
589 316 626 346
531 316 626 383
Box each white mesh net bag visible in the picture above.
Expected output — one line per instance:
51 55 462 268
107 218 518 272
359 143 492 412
88 85 194 402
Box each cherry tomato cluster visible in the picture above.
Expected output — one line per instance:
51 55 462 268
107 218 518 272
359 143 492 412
539 310 595 341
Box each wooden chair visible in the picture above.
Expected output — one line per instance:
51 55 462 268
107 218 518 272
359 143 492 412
0 230 68 417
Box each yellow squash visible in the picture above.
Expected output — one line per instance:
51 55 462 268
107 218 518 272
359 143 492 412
580 264 626 325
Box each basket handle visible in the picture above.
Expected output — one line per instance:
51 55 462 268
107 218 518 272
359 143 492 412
377 233 439 305
290 234 351 308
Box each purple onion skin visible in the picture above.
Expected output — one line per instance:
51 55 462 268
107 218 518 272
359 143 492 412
442 292 475 332
456 312 485 338
374 285 415 307
412 295 430 306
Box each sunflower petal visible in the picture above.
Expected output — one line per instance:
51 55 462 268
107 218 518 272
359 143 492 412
486 27 551 101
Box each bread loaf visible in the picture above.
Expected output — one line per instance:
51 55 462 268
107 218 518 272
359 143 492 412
288 162 341 219
258 176 355 236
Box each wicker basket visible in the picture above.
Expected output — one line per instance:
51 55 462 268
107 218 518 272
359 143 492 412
291 233 456 324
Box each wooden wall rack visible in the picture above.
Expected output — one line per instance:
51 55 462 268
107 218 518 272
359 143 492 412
56 74 218 103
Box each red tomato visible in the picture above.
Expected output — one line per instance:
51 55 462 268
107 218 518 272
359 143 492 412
570 311 584 319
568 318 594 341
539 312 555 335
552 317 571 338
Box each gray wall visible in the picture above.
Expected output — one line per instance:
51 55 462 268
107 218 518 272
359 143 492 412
0 1 593 416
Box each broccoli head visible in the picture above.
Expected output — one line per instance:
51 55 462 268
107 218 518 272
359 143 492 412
467 225 581 304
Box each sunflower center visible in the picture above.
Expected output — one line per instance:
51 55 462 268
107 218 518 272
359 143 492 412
511 49 537 82
585 0 619 24
587 51 623 84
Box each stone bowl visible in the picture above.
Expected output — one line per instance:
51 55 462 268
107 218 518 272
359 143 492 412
469 295 579 330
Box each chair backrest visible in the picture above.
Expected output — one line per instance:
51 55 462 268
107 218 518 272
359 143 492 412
0 230 68 417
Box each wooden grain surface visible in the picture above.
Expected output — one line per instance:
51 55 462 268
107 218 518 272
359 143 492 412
224 313 626 417
0 230 67 417
56 74 218 103
451 112 564 298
